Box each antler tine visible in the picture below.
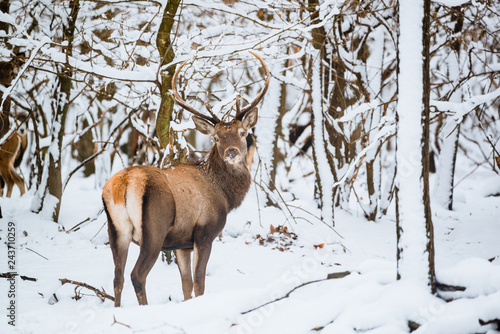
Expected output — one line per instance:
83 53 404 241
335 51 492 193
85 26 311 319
235 95 241 115
203 101 221 122
236 51 271 120
171 59 220 124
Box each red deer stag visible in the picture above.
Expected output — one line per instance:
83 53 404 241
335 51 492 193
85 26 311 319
102 51 270 306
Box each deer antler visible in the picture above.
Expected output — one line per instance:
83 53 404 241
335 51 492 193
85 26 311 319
172 51 270 124
236 51 271 121
171 59 220 124
235 95 241 115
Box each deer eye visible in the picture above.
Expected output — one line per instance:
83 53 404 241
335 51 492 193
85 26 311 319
240 131 246 137
214 137 219 142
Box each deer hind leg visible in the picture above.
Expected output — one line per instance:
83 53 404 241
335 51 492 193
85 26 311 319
130 187 174 305
3 169 15 198
0 163 10 197
193 240 213 297
105 207 132 307
9 166 25 196
130 233 164 305
175 249 193 300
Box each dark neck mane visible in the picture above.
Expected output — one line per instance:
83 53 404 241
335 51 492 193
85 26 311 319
197 147 251 210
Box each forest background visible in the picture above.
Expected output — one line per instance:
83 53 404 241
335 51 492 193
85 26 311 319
0 0 499 333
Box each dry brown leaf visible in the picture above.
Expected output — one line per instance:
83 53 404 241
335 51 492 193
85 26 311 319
270 224 277 234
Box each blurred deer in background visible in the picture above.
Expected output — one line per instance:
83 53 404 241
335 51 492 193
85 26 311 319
0 121 27 197
0 61 14 139
102 51 270 306
0 59 27 197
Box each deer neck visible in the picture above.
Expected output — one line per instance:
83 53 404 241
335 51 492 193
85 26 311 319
198 147 251 210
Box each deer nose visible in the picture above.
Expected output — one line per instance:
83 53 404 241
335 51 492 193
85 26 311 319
225 148 240 160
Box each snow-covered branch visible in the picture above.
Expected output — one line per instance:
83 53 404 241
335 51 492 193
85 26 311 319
431 86 500 123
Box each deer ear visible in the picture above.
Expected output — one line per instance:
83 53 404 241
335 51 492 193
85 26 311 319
242 108 258 130
193 116 215 136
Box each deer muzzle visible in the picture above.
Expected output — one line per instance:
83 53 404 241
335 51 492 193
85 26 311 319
225 147 242 164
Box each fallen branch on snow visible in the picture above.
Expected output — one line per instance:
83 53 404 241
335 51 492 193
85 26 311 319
0 272 37 282
479 318 500 330
59 278 114 302
436 281 466 292
112 315 131 329
65 208 104 234
241 271 352 315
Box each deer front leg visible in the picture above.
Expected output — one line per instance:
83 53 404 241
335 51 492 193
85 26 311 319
193 242 212 297
175 249 193 300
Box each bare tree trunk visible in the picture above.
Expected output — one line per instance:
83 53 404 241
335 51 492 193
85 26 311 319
421 0 436 292
311 52 335 225
0 0 11 139
434 9 463 211
395 0 436 293
155 0 181 263
255 57 284 208
73 118 95 177
365 160 379 220
365 28 385 221
156 0 181 162
32 0 80 222
434 121 459 210
267 59 288 194
308 0 337 224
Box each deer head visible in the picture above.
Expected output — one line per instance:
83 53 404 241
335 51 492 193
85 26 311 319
171 51 270 167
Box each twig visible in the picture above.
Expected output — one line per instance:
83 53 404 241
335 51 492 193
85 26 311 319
478 121 500 170
241 271 352 315
251 152 300 230
134 322 187 333
286 204 344 239
252 155 344 241
453 159 487 189
65 217 90 233
253 180 263 227
59 278 115 302
112 315 131 329
66 208 104 234
91 221 107 242
26 247 49 260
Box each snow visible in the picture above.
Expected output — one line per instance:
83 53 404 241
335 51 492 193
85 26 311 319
433 0 471 6
1 153 499 333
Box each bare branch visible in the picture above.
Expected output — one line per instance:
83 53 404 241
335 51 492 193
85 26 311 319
59 278 115 302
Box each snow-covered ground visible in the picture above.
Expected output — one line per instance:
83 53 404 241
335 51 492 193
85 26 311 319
1 161 499 334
